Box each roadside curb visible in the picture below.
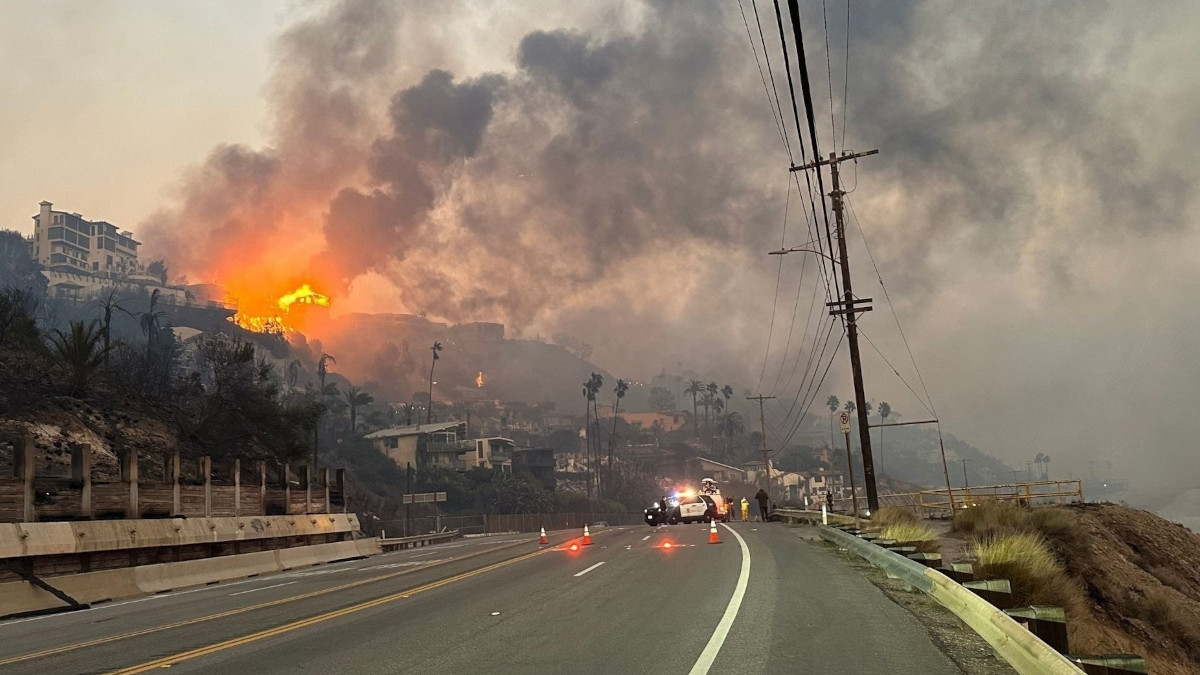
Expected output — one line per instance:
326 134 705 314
781 510 1084 675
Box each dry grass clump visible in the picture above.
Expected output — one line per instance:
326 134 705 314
973 532 1083 609
869 506 918 528
881 521 938 544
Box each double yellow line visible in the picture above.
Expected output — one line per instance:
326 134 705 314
0 536 538 668
108 548 548 674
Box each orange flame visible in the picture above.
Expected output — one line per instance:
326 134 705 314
230 282 331 335
278 284 330 312
476 371 485 388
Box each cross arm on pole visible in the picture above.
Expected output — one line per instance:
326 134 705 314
790 149 879 173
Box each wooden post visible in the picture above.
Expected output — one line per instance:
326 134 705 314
281 463 292 515
201 456 212 517
256 460 267 515
232 459 241 517
72 444 93 519
170 450 181 516
302 464 312 514
323 467 331 514
16 437 35 522
120 446 138 517
335 469 346 513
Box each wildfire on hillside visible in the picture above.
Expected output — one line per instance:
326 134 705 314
229 283 331 335
476 371 485 388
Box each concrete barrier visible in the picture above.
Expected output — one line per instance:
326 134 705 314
0 514 361 559
0 538 381 618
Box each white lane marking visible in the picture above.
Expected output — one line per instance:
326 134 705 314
687 523 750 675
641 535 651 541
573 562 606 578
229 581 297 596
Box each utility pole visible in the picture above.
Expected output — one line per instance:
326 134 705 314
791 149 880 512
747 395 776 508
960 458 970 489
843 426 859 519
405 461 412 537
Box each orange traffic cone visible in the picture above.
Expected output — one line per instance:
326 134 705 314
539 527 549 546
708 520 721 544
582 524 593 546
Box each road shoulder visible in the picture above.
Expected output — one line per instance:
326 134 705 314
788 525 1016 675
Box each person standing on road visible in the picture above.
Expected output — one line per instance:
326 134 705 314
755 488 769 522
740 497 750 522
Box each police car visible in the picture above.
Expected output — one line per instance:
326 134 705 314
644 479 730 526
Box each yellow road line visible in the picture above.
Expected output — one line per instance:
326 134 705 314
0 537 536 667
108 548 550 674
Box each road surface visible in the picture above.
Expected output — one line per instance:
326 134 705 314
0 522 965 674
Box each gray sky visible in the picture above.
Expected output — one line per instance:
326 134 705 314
2 1 1198 505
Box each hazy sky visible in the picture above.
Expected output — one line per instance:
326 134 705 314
2 1 1198 505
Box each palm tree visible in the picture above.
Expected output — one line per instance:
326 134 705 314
716 412 746 459
700 391 715 432
588 373 604 494
684 380 704 434
314 353 335 467
826 395 840 449
843 399 856 415
878 401 891 476
722 384 734 407
51 320 107 394
343 386 374 434
608 378 628 491
582 374 603 499
140 288 166 364
285 359 302 394
427 341 443 423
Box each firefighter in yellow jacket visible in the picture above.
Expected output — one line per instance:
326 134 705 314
740 497 750 522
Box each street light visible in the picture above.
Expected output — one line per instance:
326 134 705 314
768 246 839 263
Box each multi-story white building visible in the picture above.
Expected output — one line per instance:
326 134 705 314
25 200 189 302
30 201 140 276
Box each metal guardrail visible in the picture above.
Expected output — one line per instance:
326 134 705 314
773 509 1085 675
378 529 461 551
819 480 1084 518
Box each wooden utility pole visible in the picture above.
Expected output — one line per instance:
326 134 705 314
747 395 776 506
843 427 859 519
792 149 881 512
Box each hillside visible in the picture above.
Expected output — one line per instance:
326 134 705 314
947 502 1200 674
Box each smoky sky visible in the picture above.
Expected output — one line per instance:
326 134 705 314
139 0 1200 505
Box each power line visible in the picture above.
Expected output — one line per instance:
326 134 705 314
774 325 845 452
785 0 841 308
750 0 794 160
858 328 936 418
756 177 795 393
846 196 939 417
737 0 790 154
821 0 837 152
840 0 851 151
771 0 838 304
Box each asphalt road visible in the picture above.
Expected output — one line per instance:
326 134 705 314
0 523 966 674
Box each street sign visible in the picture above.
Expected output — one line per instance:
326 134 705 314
839 412 851 434
402 491 448 504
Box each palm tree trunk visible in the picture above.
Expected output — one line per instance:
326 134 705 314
608 399 620 495
584 403 592 501
427 360 436 424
